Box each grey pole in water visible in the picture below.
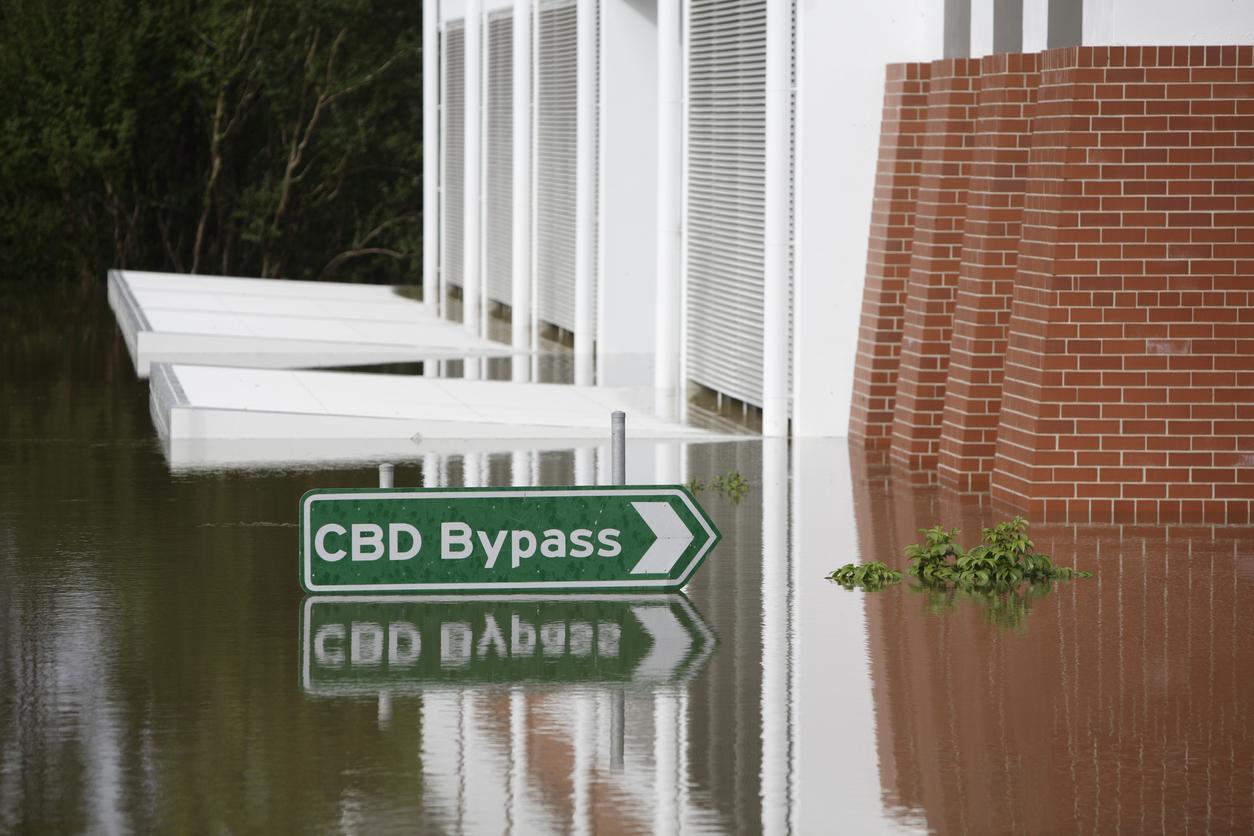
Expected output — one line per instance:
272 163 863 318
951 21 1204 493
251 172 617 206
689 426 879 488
611 411 626 486
379 463 394 488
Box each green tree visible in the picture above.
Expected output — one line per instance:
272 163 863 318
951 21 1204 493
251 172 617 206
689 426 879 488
0 0 421 288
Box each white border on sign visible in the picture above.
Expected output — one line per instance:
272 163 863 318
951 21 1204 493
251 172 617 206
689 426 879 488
301 488 718 592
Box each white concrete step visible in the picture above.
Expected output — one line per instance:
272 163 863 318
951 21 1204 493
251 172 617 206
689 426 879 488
151 363 732 446
109 269 512 377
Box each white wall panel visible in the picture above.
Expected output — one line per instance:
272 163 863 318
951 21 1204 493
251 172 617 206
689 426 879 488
485 12 514 306
535 0 579 332
1084 0 1254 45
685 0 768 407
441 23 466 292
791 0 931 437
596 0 657 387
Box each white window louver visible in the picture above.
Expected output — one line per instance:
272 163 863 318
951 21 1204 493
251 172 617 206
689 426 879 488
441 22 465 290
485 12 513 306
686 0 768 407
535 0 578 333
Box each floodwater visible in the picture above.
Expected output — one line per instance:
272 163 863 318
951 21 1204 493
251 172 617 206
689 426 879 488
2 285 1253 834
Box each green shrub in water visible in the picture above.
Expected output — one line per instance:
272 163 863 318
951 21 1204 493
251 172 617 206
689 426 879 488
903 525 962 583
685 471 751 504
905 517 1090 588
825 561 902 591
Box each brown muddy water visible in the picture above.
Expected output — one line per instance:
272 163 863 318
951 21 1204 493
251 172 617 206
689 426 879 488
1 285 1252 834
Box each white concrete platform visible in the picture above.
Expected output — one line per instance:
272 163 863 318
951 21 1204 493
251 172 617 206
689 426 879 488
150 364 733 448
109 269 512 377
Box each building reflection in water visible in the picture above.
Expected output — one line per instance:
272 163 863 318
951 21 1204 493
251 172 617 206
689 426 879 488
6 425 1252 832
851 446 1254 835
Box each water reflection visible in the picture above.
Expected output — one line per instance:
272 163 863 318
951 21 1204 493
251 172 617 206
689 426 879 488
300 595 715 693
851 448 1254 834
3 291 1254 832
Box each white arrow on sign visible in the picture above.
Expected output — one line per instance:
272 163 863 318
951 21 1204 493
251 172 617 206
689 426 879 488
630 501 695 575
630 605 693 679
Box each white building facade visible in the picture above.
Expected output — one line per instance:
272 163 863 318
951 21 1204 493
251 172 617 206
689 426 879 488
422 0 1254 437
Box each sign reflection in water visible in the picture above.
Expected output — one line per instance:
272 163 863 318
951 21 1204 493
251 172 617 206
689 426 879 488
300 595 715 693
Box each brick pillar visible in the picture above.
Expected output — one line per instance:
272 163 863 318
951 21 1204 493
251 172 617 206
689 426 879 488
849 62 931 446
889 58 981 471
993 45 1254 524
937 53 1041 491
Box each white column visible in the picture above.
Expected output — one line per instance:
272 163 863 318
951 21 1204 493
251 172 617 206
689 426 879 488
423 0 440 314
791 439 889 832
596 0 658 387
971 0 995 56
464 0 483 337
1083 0 1116 45
761 0 792 437
654 0 682 417
508 688 529 833
511 449 531 488
464 452 483 488
654 441 680 484
572 693 595 836
573 0 597 385
574 446 594 487
511 0 534 381
1023 0 1049 51
760 437 790 835
652 690 680 836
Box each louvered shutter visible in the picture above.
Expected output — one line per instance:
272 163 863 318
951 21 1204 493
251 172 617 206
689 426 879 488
485 12 513 306
534 0 578 332
441 23 465 290
686 0 767 406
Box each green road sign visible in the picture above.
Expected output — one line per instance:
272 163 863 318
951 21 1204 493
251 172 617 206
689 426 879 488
299 485 720 594
300 595 716 694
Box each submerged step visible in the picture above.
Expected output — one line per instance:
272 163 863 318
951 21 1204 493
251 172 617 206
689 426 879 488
108 269 513 377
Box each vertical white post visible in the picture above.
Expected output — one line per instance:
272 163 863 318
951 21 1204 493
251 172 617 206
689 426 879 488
760 437 790 835
653 690 679 836
377 689 392 728
511 449 530 489
1022 0 1049 52
511 0 534 381
378 463 394 488
464 0 483 337
509 688 528 831
654 0 682 418
573 0 597 385
423 453 439 488
464 452 483 488
574 446 594 487
761 0 791 437
572 694 594 836
423 0 440 314
970 0 995 56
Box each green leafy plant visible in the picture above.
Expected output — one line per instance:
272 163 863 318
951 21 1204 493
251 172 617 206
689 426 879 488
904 517 1089 589
904 526 962 583
686 471 751 504
831 518 1091 632
826 561 902 591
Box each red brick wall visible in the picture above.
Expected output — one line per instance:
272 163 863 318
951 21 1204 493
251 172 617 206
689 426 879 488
852 45 1254 523
889 58 981 471
937 53 1041 491
849 62 931 447
991 45 1254 523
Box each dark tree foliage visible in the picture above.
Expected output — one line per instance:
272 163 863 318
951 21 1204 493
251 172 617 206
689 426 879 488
0 0 421 287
